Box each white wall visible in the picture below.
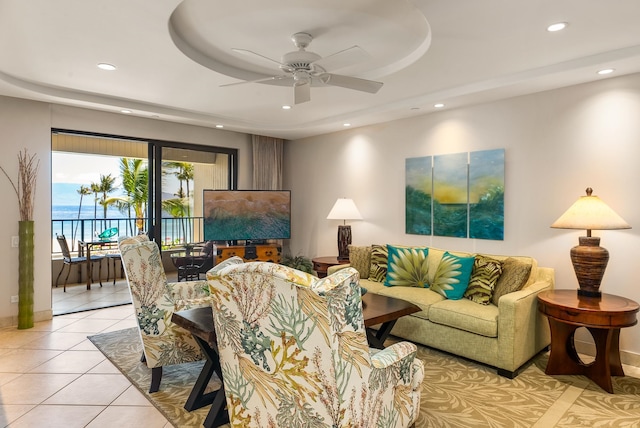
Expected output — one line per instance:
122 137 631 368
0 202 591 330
284 72 640 356
0 96 253 326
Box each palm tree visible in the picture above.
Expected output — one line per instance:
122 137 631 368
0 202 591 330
164 161 194 216
72 185 91 245
90 182 101 235
164 161 195 240
162 197 190 243
117 158 148 234
97 174 117 221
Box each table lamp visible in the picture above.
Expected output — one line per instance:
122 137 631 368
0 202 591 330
551 187 630 297
327 198 362 261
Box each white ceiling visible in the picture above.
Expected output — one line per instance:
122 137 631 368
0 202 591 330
1 0 640 140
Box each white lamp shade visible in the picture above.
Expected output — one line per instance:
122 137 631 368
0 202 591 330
327 198 362 220
551 189 630 231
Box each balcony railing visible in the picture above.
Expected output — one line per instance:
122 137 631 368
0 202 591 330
52 216 205 254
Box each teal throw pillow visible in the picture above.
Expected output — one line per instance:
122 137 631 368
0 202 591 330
384 245 429 288
430 252 475 299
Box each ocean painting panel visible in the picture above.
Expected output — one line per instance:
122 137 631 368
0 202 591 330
469 149 504 240
405 156 432 235
433 152 468 238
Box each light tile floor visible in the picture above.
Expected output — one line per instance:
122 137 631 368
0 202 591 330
0 305 172 427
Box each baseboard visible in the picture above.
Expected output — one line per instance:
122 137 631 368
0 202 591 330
574 339 640 368
0 309 53 329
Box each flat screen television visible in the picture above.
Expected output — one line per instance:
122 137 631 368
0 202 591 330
203 190 291 242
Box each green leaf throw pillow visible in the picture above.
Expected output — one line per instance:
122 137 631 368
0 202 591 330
464 255 504 305
384 245 429 287
369 244 389 283
430 252 475 300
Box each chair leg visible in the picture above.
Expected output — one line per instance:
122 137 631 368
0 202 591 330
55 264 66 289
63 265 72 292
150 367 162 393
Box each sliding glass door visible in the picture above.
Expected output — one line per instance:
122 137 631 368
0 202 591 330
147 142 238 247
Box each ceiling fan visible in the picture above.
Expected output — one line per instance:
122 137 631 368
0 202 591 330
223 32 383 104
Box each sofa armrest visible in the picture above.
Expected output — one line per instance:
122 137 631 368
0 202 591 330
327 263 351 275
497 276 553 371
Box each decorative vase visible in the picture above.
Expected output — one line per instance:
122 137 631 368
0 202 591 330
18 220 34 329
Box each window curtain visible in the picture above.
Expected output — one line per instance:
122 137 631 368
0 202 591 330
252 135 283 190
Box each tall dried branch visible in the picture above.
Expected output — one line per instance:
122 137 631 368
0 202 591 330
0 149 39 221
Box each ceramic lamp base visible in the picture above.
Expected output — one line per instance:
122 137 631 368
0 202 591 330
570 236 608 298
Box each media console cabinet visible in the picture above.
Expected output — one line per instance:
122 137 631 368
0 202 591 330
216 244 282 264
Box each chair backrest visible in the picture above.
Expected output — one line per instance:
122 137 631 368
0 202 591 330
56 235 72 260
207 262 372 426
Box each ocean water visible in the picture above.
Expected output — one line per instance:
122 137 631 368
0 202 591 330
52 204 128 220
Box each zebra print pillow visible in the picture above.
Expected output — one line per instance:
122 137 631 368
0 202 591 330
464 255 504 305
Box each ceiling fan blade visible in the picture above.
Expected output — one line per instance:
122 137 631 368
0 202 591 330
320 73 383 94
294 81 311 104
231 48 283 67
313 45 369 71
220 75 291 88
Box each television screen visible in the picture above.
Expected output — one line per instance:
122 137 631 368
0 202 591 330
203 190 291 241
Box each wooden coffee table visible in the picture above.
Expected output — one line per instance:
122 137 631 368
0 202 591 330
362 292 421 348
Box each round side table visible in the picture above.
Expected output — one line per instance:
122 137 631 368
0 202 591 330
537 289 639 393
312 256 349 278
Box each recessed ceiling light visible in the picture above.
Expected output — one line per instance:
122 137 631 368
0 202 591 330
282 105 292 110
97 63 116 71
343 123 351 127
597 68 615 75
215 124 224 128
434 103 445 108
120 109 131 114
547 22 567 32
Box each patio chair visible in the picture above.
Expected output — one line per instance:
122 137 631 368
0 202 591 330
55 234 104 292
118 236 214 393
207 261 424 427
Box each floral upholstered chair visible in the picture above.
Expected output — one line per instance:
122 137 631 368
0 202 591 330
119 236 216 393
207 261 424 428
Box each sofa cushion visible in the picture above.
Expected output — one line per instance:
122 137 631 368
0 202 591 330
360 278 444 320
384 245 429 288
464 255 504 305
429 298 499 337
369 244 389 283
430 252 475 300
348 245 371 279
491 257 532 305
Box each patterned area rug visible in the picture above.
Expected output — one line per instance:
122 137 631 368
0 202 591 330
89 328 640 427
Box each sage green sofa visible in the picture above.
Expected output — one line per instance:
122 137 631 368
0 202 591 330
328 245 554 378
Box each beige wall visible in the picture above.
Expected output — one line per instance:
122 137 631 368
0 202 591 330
284 72 640 356
0 97 253 327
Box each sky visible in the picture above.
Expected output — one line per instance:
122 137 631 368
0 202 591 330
51 152 189 209
52 152 123 186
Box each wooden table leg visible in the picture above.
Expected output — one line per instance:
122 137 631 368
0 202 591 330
366 320 398 349
584 327 624 393
545 318 582 375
